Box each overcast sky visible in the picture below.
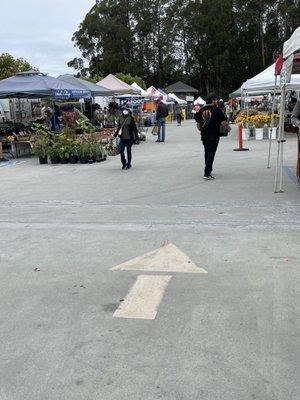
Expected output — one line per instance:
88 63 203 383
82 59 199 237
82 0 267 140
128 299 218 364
0 0 95 77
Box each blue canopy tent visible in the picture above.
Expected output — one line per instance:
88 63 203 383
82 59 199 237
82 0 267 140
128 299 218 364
0 71 91 99
57 74 114 97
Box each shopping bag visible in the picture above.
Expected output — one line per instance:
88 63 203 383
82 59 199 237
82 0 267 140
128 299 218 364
151 125 158 135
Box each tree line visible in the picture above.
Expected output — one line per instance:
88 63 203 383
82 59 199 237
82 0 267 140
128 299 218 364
73 1 299 96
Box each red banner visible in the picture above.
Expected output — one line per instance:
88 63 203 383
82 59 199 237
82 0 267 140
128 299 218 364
275 54 284 75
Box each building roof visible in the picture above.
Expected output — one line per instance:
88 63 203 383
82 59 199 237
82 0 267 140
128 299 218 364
165 81 198 93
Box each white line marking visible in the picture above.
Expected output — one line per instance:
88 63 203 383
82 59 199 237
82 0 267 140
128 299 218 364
111 243 207 274
113 275 172 320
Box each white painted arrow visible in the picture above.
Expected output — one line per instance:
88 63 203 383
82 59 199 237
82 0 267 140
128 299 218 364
113 275 172 320
111 243 207 274
112 244 207 320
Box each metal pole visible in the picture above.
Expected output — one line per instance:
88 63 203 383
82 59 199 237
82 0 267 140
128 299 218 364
267 75 278 168
18 98 22 122
274 85 286 193
279 136 284 192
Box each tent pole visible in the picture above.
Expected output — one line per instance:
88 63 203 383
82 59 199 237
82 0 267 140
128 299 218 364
18 98 22 122
274 84 286 193
267 75 278 168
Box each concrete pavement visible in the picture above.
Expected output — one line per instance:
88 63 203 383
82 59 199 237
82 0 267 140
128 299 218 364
0 121 299 400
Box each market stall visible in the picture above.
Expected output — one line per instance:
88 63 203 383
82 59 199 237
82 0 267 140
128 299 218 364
274 26 300 191
0 70 92 159
241 63 300 94
0 70 91 100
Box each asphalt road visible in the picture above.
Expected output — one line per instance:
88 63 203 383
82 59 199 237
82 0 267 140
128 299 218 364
0 122 299 400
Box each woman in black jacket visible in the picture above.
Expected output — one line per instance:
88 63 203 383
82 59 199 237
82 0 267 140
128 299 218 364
195 94 227 180
115 108 138 170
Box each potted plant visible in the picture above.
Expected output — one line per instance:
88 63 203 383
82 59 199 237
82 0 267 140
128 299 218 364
249 114 270 140
235 110 256 140
31 128 51 164
69 137 79 164
269 113 280 139
48 142 61 164
77 139 90 163
54 133 71 163
58 145 70 164
87 132 101 162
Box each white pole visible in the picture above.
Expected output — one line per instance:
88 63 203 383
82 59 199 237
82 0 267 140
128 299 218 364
278 84 286 192
274 84 286 193
267 75 278 168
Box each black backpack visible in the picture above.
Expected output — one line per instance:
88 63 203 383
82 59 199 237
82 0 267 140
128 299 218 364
161 104 169 118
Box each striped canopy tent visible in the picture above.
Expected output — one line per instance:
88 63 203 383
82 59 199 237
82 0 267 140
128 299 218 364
147 85 162 99
157 88 174 103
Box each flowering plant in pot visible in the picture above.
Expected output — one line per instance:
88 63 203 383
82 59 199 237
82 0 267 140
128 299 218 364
248 114 270 128
248 114 271 140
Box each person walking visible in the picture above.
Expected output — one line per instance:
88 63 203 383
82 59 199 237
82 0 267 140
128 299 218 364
175 103 183 126
115 108 138 170
195 93 227 180
156 97 168 142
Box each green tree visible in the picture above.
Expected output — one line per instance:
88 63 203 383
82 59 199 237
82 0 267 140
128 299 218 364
0 53 33 80
67 57 89 77
71 0 300 97
72 0 135 79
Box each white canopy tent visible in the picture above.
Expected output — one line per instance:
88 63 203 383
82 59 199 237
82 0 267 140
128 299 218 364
97 74 140 95
194 96 206 105
147 86 162 99
242 63 300 94
147 86 174 103
131 82 149 97
168 93 187 105
275 27 300 192
238 27 300 190
283 26 300 59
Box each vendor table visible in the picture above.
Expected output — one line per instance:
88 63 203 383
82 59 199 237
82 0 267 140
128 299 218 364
11 141 32 158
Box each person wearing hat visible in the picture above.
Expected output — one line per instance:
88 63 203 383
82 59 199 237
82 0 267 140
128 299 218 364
115 108 138 170
195 93 227 180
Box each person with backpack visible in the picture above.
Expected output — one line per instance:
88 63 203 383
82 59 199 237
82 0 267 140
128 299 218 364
155 97 169 142
195 93 227 180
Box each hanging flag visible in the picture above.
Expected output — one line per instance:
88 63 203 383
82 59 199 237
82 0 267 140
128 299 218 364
274 54 284 75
